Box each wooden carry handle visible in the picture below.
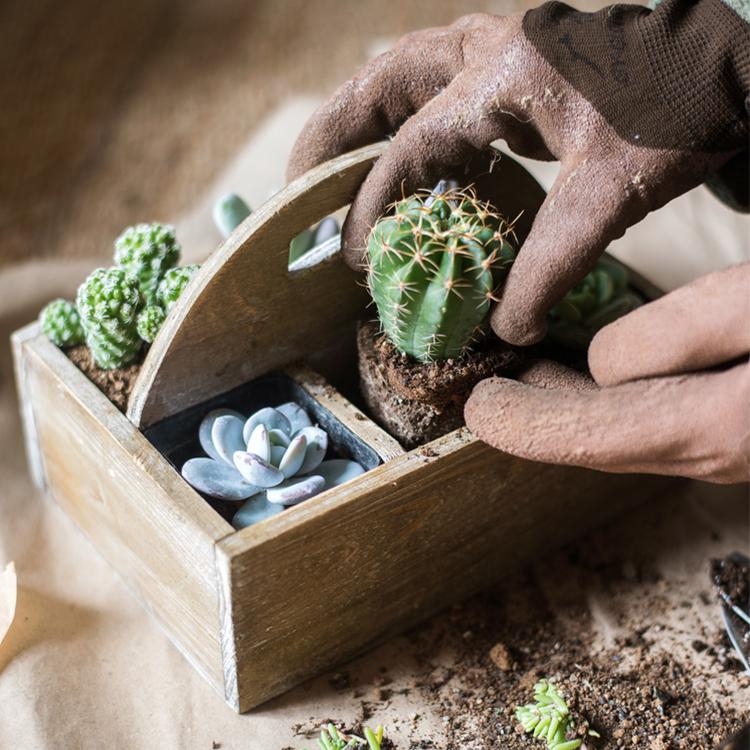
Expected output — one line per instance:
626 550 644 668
127 142 547 429
127 142 387 428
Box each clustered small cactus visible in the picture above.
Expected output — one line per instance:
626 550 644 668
158 264 200 311
181 402 365 529
114 222 180 305
40 222 199 369
39 299 85 348
516 679 599 750
76 268 143 370
302 722 386 750
366 182 516 363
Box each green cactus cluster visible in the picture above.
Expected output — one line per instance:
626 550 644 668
515 680 584 750
76 267 143 369
39 299 86 348
158 264 200 311
40 222 200 369
114 222 180 305
136 305 167 344
366 182 516 363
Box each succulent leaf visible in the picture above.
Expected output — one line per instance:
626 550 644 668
548 257 641 350
213 193 251 239
76 267 143 369
516 680 584 750
40 298 85 348
367 184 516 362
114 222 180 305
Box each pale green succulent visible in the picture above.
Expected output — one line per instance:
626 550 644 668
516 680 600 750
303 722 385 750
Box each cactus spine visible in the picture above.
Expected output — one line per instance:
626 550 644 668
39 299 85 348
366 183 516 362
114 222 180 305
76 268 142 369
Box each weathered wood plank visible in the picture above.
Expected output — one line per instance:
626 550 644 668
19 332 233 697
285 363 405 462
127 143 387 429
217 428 673 711
12 321 47 490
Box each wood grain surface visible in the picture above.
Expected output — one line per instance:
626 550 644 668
217 428 671 711
17 330 233 698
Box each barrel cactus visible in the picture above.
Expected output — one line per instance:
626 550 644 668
366 182 516 363
39 299 85 348
114 222 180 305
157 264 200 311
76 268 142 369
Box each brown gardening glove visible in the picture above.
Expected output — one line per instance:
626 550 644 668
465 263 750 483
288 0 749 346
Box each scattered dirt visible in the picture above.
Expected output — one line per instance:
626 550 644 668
291 513 749 750
710 554 750 672
405 583 747 750
66 344 141 412
357 320 522 448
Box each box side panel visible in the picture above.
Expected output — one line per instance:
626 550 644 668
12 322 47 489
219 429 672 711
22 335 233 698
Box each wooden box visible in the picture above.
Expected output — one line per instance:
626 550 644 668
12 143 667 712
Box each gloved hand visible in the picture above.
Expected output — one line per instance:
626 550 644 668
287 0 749 345
464 263 750 483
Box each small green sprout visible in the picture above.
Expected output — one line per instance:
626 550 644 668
515 680 583 750
303 722 385 750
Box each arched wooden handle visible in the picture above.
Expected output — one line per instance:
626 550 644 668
127 143 387 428
127 142 547 429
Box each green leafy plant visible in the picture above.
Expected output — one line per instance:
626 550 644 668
39 298 85 347
76 267 143 369
516 679 600 750
303 722 385 750
547 257 641 350
366 182 516 363
114 222 180 305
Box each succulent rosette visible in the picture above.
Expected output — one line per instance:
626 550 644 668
181 402 365 529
